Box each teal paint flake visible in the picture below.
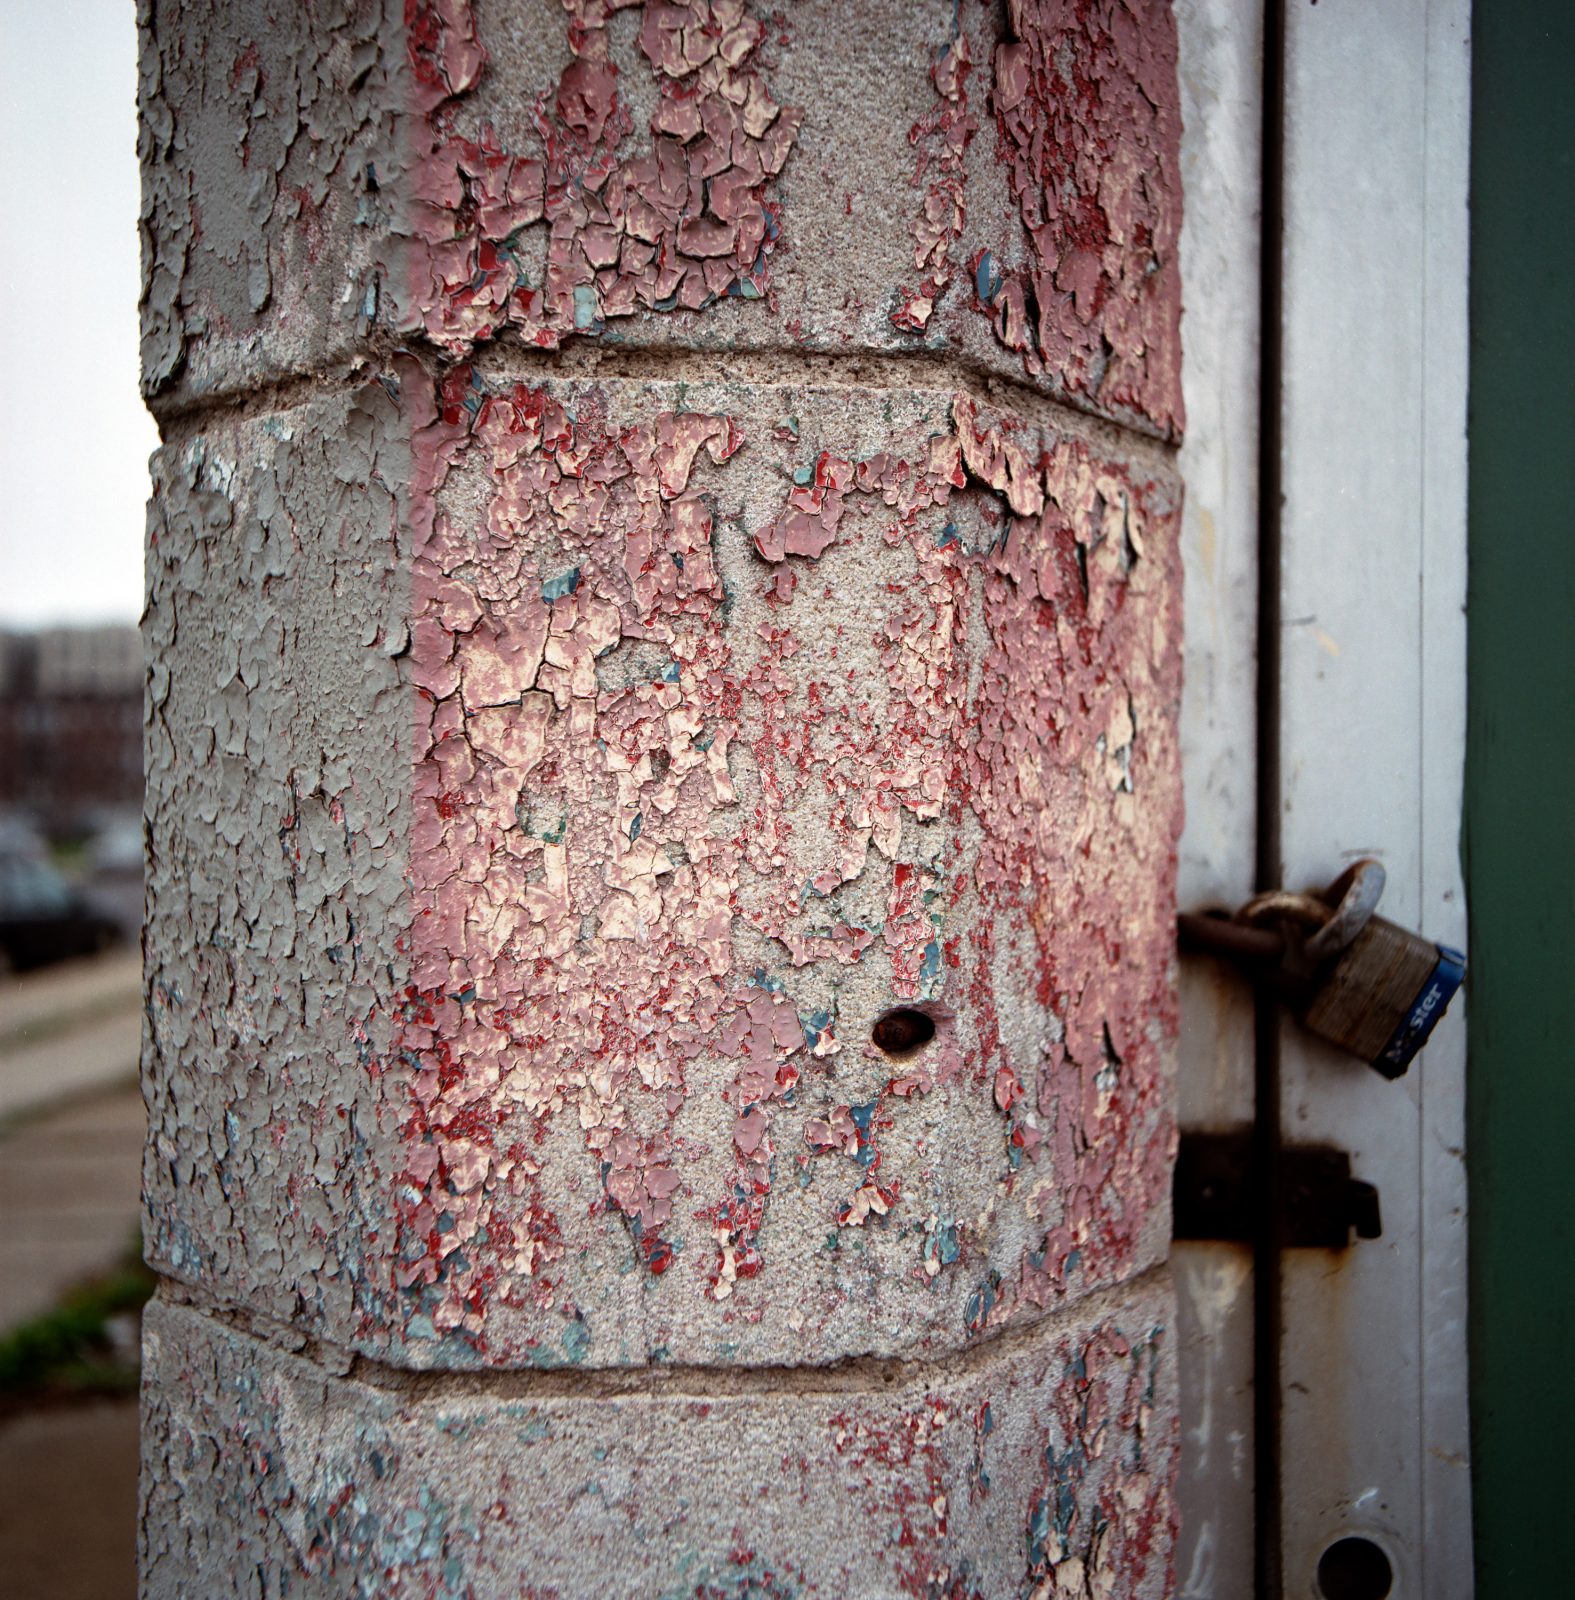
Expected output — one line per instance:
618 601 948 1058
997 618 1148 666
919 937 942 992
541 567 581 602
572 283 602 330
562 1318 591 1364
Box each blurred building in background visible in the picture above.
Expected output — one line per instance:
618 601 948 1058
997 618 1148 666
0 625 141 836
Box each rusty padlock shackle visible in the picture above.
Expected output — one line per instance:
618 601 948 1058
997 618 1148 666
1238 857 1386 962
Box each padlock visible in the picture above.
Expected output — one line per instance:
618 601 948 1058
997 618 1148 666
1241 861 1466 1078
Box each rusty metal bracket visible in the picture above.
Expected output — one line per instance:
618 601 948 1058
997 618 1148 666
1173 1129 1382 1248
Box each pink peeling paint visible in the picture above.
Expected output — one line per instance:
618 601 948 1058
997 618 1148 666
891 25 977 335
402 0 802 354
974 0 1183 434
143 1 1181 440
386 364 1179 1360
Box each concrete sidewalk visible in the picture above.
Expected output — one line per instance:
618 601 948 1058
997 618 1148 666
0 949 145 1330
0 1400 140 1600
0 950 146 1598
0 948 141 1127
0 947 140 1049
0 1086 146 1332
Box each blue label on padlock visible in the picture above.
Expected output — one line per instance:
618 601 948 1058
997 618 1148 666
1376 945 1467 1072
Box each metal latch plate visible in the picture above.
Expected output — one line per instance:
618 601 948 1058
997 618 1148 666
1173 1129 1382 1248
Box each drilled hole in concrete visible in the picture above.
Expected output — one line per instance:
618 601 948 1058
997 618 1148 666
871 1008 935 1057
1316 1537 1393 1600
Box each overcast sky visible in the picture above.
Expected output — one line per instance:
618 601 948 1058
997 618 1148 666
0 0 158 628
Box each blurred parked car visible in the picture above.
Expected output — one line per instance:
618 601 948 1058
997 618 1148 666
0 850 123 972
0 812 47 859
83 811 145 941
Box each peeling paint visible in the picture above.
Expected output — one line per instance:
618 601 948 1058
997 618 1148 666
401 0 802 354
356 367 1180 1361
140 1292 1178 1598
971 0 1184 433
143 365 1180 1371
890 19 977 335
140 0 1185 1589
139 1 1182 437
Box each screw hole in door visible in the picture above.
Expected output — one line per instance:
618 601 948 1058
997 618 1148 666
870 1008 935 1056
1316 1536 1394 1600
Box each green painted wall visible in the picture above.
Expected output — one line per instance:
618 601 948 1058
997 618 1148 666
1467 4 1575 1593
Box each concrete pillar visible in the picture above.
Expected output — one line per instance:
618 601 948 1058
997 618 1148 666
137 3 1184 1595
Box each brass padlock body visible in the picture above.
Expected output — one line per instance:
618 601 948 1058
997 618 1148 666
1299 917 1466 1077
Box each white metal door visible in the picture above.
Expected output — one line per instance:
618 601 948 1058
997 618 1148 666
1172 3 1472 1595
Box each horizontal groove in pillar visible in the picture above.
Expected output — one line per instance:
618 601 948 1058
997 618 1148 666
147 340 1180 471
152 1260 1174 1402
